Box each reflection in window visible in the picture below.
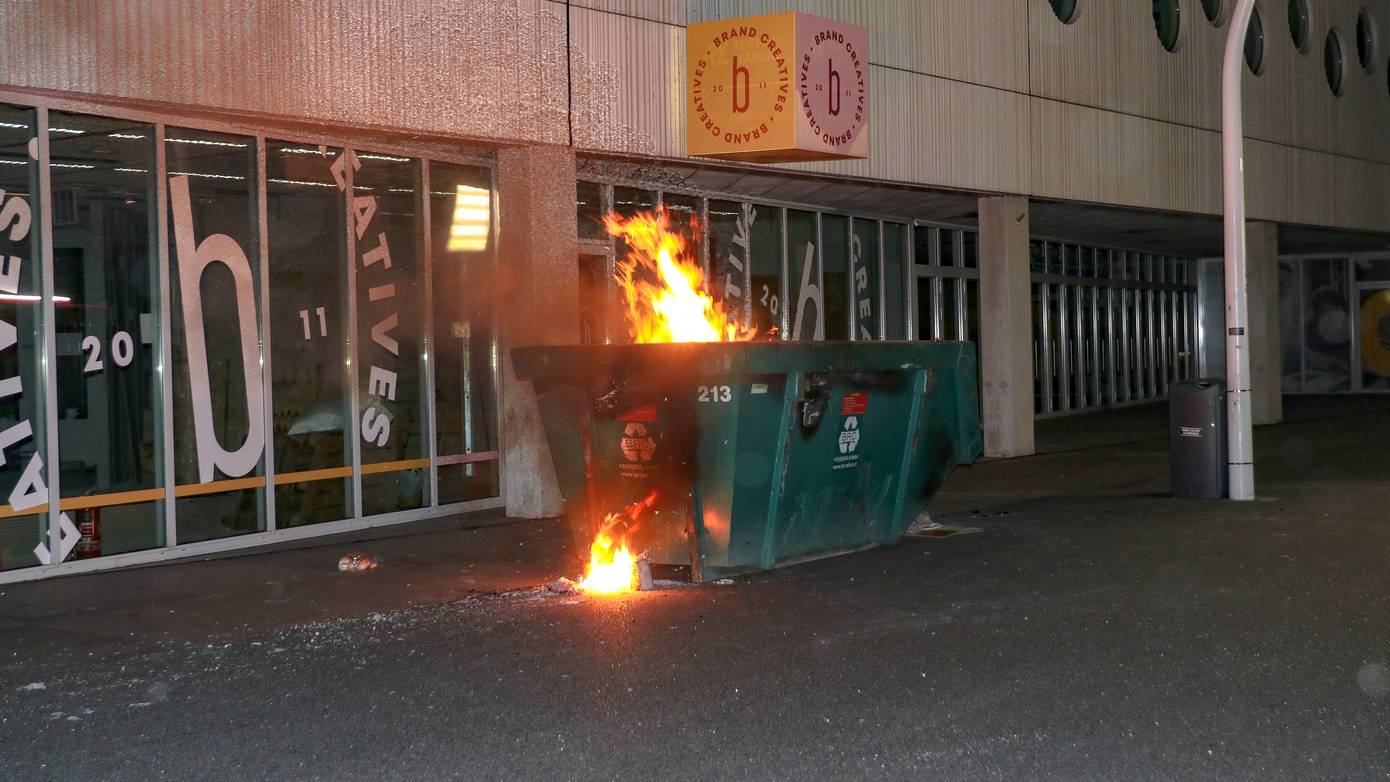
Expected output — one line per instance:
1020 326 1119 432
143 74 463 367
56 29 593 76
166 127 264 544
821 215 849 340
266 141 351 527
431 162 499 504
883 223 906 340
707 199 745 327
1358 11 1376 71
1287 0 1310 52
1246 6 1265 73
1153 0 1181 52
355 153 428 516
576 180 604 240
0 105 48 570
49 111 164 557
1325 30 1345 95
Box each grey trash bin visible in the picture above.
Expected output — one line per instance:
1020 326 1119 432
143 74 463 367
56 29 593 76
1169 379 1227 499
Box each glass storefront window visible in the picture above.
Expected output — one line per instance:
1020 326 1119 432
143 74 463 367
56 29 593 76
748 205 782 338
265 141 352 527
50 111 164 557
883 223 906 340
786 210 821 340
354 152 429 517
0 105 49 571
576 180 604 240
707 199 747 326
431 162 499 504
166 128 265 544
821 214 849 340
851 219 880 340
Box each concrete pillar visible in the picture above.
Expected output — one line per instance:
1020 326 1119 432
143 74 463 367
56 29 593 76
977 196 1035 458
1246 221 1282 425
497 145 579 518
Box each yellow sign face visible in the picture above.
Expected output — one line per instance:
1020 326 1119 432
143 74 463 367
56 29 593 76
687 12 869 162
687 13 798 160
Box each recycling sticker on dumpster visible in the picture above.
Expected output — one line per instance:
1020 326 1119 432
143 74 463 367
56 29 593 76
616 406 659 478
833 415 862 471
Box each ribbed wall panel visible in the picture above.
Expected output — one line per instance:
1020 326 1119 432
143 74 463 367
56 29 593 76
569 5 684 156
786 65 1030 196
1029 0 1390 165
689 0 1029 91
0 0 570 144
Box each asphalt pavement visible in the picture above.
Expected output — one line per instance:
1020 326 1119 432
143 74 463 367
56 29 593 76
2 396 1388 780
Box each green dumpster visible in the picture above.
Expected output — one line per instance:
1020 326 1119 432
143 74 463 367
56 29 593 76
511 341 982 581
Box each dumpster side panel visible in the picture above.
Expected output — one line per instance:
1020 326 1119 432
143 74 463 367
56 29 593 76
695 375 789 571
767 371 917 565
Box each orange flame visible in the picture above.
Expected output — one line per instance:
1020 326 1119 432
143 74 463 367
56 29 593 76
576 533 637 595
603 208 758 344
576 492 659 595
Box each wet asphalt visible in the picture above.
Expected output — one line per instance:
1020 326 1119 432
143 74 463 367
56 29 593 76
2 397 1389 780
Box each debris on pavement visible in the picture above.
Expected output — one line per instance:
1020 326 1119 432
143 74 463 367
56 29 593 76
337 553 381 573
636 551 654 591
16 682 46 692
547 576 578 594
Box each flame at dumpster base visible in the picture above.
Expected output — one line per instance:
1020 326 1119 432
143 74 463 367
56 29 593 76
603 207 760 344
575 491 659 595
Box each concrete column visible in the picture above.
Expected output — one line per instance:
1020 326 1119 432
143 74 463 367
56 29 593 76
977 196 1035 458
497 145 579 518
1246 221 1282 425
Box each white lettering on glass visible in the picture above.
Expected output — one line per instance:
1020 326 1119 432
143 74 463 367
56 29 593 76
169 175 265 483
793 242 823 340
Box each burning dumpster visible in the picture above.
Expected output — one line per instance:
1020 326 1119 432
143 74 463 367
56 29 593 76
515 206 981 589
513 340 982 583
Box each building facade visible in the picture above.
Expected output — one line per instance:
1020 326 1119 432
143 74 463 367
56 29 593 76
0 0 1386 581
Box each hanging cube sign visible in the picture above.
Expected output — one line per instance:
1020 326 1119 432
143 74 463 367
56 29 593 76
686 12 869 163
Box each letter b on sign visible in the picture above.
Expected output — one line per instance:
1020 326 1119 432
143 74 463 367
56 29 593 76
732 56 750 113
828 58 841 116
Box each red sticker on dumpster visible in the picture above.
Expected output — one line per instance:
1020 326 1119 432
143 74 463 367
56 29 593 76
840 392 868 416
617 404 658 423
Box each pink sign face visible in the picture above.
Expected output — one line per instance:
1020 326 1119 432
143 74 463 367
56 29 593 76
794 15 869 158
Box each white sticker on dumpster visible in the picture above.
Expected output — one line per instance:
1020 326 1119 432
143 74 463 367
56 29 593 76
833 416 861 470
1180 426 1203 438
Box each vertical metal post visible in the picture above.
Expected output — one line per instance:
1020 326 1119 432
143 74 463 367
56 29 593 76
953 235 967 343
1117 254 1128 402
1223 0 1259 499
1039 243 1054 413
1105 251 1118 404
779 207 790 340
814 211 825 340
902 224 913 341
877 221 886 340
344 153 363 519
155 124 177 547
35 107 60 564
421 161 439 508
1057 253 1071 412
256 135 276 532
1089 249 1102 406
929 228 943 340
847 217 858 341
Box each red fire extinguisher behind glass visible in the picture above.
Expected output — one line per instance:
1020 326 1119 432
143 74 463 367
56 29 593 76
75 507 101 560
